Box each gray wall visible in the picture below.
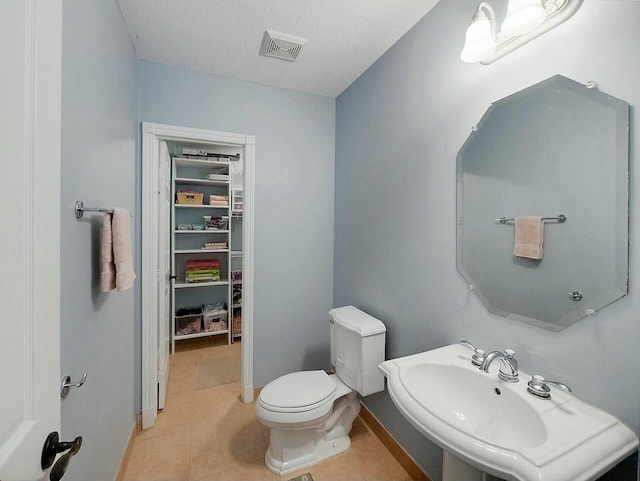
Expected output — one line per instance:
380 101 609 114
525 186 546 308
61 1 138 480
335 1 640 479
137 60 336 401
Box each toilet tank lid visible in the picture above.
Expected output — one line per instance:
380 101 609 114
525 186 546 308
329 306 386 337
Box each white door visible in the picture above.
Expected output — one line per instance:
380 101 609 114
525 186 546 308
157 142 172 409
0 0 63 479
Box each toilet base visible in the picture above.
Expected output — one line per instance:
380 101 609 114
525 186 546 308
263 392 361 476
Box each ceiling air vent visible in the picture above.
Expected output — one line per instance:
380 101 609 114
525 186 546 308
260 30 307 62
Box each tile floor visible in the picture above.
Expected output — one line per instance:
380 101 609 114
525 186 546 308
122 336 413 481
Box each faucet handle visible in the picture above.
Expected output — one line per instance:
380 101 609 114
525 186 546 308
527 375 572 399
458 340 486 366
497 349 518 383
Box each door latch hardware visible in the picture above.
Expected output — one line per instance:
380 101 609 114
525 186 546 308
41 431 82 480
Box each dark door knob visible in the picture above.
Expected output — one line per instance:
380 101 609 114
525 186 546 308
41 432 82 480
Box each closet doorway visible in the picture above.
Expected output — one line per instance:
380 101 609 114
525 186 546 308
141 122 255 430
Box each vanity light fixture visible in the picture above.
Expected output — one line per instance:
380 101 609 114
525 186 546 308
460 0 583 64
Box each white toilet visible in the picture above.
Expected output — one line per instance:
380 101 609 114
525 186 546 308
255 306 387 475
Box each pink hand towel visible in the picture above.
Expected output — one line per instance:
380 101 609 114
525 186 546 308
513 216 544 260
101 213 116 292
112 208 136 291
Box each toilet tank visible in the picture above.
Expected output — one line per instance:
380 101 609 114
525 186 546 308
329 306 386 397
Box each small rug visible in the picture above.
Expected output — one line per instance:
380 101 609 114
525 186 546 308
196 353 240 390
288 474 313 481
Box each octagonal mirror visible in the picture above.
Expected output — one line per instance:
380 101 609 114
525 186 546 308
456 75 629 331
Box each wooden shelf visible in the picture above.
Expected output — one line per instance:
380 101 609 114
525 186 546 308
174 329 229 341
174 280 229 289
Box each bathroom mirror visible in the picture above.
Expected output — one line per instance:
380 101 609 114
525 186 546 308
456 75 629 331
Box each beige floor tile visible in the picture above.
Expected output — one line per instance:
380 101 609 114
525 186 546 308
173 352 201 369
122 428 191 481
171 351 202 370
191 462 276 481
137 391 195 440
347 430 413 481
280 424 411 481
168 373 197 394
191 382 255 421
170 362 198 382
189 411 267 480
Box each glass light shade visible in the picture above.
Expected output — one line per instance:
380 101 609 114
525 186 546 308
460 16 496 63
501 0 546 37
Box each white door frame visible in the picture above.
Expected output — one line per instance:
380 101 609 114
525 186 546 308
141 122 255 429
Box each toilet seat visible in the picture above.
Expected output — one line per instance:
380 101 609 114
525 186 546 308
259 370 336 413
257 371 350 426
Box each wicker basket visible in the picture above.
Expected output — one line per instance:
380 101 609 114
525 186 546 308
176 191 203 205
232 314 242 337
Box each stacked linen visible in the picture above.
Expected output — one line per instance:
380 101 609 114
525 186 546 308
202 241 228 250
185 259 220 283
209 194 229 206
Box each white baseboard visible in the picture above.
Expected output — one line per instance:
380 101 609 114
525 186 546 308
243 383 254 403
141 407 156 430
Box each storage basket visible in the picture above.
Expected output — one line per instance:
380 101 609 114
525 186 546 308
203 309 228 332
175 306 202 335
176 191 203 205
232 312 242 337
203 215 228 231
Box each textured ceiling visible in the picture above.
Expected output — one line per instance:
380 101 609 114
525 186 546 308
117 0 440 98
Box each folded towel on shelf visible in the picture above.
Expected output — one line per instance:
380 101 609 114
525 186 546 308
113 208 136 290
186 270 220 278
186 259 220 271
513 216 544 260
100 213 116 292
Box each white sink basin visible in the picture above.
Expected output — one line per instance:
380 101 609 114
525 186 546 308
379 344 638 481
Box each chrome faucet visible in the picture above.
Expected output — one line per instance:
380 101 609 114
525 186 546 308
479 349 519 383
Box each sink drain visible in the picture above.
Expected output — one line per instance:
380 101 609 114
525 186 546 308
494 387 502 395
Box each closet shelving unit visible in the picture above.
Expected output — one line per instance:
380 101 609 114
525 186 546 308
230 188 244 341
171 155 238 351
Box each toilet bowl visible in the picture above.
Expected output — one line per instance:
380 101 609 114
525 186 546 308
255 306 386 475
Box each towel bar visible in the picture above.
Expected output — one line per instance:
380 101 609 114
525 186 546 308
494 214 567 224
74 200 114 219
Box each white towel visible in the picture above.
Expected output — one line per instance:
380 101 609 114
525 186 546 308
100 208 135 292
100 213 116 292
112 208 136 291
513 216 544 260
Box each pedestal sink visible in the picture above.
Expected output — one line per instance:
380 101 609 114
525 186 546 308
379 344 638 481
